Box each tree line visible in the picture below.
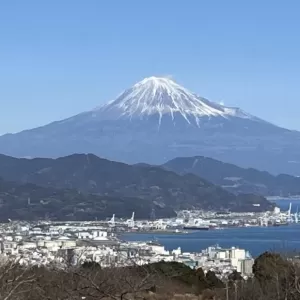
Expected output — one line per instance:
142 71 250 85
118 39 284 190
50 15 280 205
0 251 300 299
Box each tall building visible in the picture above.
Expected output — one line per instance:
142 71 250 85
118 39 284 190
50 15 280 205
240 258 254 275
229 247 246 260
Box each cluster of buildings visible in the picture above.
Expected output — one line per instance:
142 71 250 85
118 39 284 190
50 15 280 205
0 219 254 278
201 245 254 276
0 204 295 277
173 204 298 229
104 206 296 234
120 241 254 278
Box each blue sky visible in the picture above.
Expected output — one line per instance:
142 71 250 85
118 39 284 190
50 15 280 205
1 0 300 134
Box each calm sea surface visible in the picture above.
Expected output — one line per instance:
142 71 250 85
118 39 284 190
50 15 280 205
121 200 300 257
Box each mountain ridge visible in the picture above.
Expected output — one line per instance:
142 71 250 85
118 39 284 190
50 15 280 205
163 156 300 196
0 153 273 213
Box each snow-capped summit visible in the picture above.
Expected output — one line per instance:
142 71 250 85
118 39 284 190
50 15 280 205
93 76 256 126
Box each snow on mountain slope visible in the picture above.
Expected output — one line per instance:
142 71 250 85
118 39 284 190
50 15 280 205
92 76 260 127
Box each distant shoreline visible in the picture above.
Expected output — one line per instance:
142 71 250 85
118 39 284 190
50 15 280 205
266 196 300 201
121 230 188 235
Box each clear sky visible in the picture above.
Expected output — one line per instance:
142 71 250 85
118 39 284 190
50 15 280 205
1 0 300 134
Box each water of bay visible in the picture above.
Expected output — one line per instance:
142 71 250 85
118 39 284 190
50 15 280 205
122 200 300 257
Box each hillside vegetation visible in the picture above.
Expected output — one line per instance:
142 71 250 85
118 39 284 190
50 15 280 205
0 178 174 221
0 252 299 299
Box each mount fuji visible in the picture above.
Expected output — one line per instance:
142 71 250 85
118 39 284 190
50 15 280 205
1 76 300 175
